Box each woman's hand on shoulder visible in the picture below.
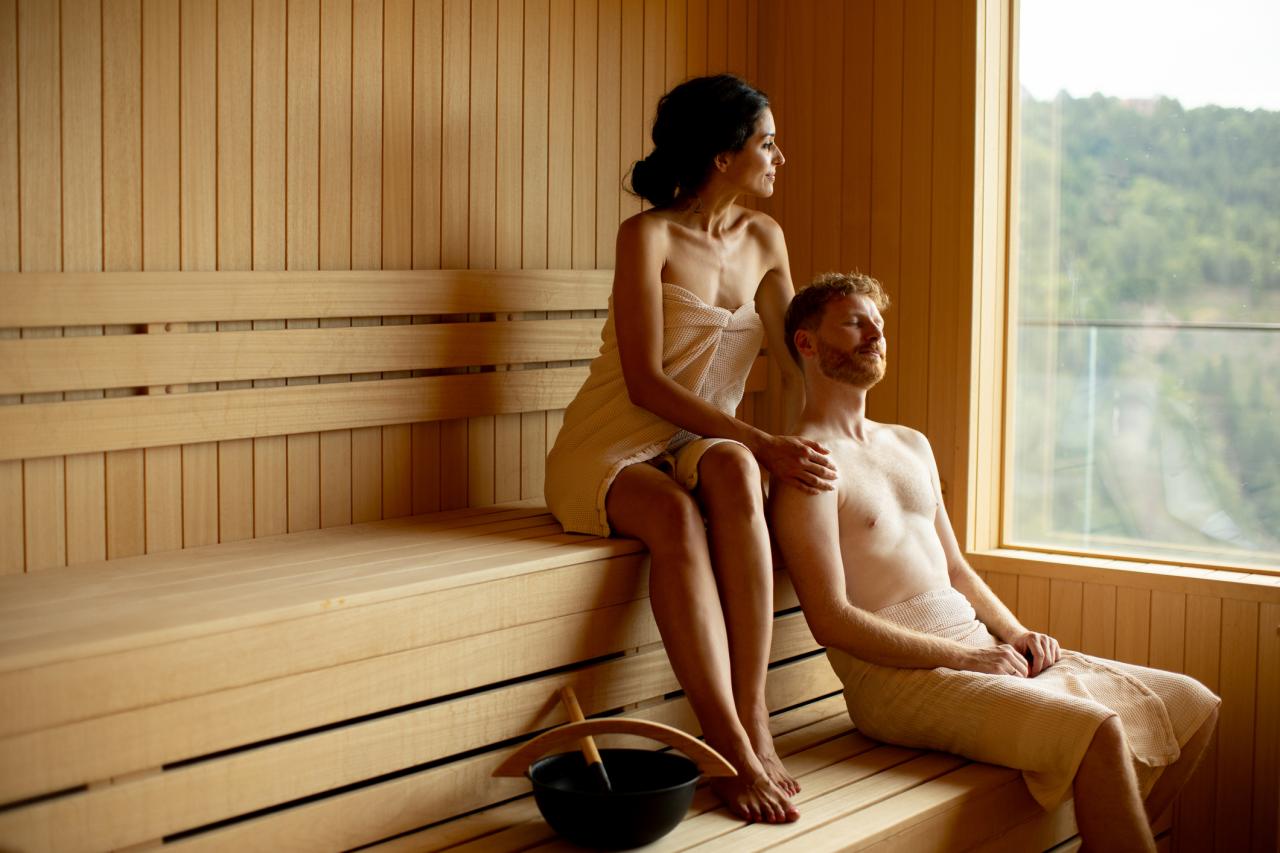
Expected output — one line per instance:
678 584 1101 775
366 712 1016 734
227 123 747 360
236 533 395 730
757 434 838 495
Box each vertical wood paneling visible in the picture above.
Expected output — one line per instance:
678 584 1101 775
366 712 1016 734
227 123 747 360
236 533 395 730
216 0 255 544
1254 602 1280 853
285 0 321 533
101 0 146 558
1215 598 1258 853
61 0 107 565
141 0 182 554
1115 586 1151 665
382 0 415 519
411 0 444 510
0 0 23 576
319 0 354 529
572 0 598 269
724 0 745 79
439 0 471 510
1047 578 1082 651
705 0 725 72
520 0 550 499
1149 590 1186 672
617 0 641 223
685 0 705 78
1178 594 1222 851
252 0 288 537
1015 574 1049 633
18 0 65 572
466 0 499 507
319 0 352 271
1080 581 1116 658
351 0 385 520
985 571 1018 613
494 0 524 505
641 0 663 163
180 0 220 549
663 0 684 87
546 0 573 266
413 0 443 270
781 1 812 288
838 0 872 273
867 0 903 423
807 0 842 281
896 0 933 434
926 0 971 526
596 0 620 266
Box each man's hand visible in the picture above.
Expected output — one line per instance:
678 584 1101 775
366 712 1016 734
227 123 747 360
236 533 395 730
1009 631 1061 677
959 644 1030 677
757 435 837 494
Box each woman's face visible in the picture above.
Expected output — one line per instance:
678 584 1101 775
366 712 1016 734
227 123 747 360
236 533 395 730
722 108 784 197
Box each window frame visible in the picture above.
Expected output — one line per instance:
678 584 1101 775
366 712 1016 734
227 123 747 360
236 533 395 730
961 0 1278 580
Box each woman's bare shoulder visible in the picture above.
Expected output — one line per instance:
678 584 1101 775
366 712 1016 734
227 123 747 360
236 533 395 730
617 208 674 244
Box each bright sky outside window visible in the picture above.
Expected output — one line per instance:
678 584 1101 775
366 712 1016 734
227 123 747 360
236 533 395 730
1007 1 1280 569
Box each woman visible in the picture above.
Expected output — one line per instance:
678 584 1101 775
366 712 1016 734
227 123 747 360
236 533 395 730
545 75 835 823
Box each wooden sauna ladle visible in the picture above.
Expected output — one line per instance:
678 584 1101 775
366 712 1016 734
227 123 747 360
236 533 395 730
559 686 612 792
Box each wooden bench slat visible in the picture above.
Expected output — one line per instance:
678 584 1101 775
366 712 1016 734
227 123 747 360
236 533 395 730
0 269 613 327
141 661 834 853
422 708 868 853
0 548 655 737
0 319 606 395
0 505 555 612
775 763 1033 853
0 587 666 801
0 366 590 462
0 619 826 849
0 519 572 644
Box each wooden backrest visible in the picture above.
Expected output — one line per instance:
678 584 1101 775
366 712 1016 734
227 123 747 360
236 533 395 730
0 270 613 462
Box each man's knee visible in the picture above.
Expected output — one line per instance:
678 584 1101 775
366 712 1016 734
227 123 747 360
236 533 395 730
1084 716 1129 766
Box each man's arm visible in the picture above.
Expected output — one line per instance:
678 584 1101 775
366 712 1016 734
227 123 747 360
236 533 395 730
913 432 1061 676
770 481 1024 673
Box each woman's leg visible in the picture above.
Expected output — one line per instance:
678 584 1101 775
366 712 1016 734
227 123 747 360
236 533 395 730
693 442 799 795
606 463 798 823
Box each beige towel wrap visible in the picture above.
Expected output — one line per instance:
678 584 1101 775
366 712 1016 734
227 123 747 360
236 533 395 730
545 283 764 536
827 587 1220 808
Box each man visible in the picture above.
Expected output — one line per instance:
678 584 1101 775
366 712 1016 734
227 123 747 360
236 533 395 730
769 273 1220 853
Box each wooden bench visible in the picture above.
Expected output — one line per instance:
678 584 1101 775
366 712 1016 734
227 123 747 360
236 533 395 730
0 269 1108 851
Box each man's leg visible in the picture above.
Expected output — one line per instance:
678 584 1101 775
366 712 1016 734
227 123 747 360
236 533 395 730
1074 717 1155 853
1143 705 1218 824
694 442 799 796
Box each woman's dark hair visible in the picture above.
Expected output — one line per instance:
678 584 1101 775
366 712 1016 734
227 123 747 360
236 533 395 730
628 74 770 208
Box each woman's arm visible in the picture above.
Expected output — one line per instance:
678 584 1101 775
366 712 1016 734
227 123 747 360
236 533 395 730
612 214 835 492
752 215 805 434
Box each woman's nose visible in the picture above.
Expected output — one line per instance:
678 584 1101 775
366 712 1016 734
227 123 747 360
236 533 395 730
774 147 785 166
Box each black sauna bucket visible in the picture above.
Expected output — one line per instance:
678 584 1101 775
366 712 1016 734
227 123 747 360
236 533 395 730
493 716 736 849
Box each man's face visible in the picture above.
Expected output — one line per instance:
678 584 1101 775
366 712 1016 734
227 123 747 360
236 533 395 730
812 294 886 388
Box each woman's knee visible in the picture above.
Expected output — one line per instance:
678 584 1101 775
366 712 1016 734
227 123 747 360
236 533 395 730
640 489 707 554
697 443 763 501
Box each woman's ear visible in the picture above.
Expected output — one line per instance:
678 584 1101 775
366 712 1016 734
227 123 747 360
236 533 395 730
714 151 733 173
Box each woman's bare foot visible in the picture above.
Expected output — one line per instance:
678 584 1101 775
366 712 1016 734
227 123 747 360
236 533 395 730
757 746 801 797
710 772 799 824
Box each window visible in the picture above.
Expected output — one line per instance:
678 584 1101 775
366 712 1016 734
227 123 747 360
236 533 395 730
1007 0 1280 569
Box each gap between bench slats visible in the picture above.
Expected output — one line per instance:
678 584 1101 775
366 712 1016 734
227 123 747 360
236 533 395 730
0 621 833 852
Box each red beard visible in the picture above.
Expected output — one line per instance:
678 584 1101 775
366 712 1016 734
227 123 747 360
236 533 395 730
816 338 886 388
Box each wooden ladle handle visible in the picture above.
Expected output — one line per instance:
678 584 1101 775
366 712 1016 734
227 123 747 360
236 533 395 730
492 717 737 778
